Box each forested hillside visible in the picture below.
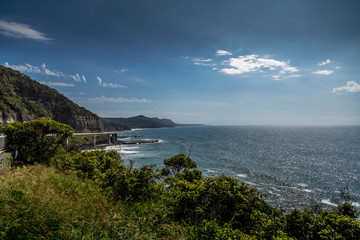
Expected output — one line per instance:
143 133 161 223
0 65 101 132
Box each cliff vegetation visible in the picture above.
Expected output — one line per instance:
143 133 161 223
0 65 100 132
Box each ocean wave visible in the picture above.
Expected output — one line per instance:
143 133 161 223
120 149 139 154
297 183 308 188
321 199 337 207
105 145 122 151
236 173 248 178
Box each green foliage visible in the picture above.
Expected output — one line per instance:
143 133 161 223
52 149 160 202
167 174 283 237
177 168 203 182
101 163 161 202
163 153 197 176
0 165 185 239
285 205 360 240
335 202 359 219
187 220 255 240
285 208 315 239
1 118 73 165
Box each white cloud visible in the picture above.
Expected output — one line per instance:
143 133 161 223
89 96 151 103
319 59 331 66
283 74 302 78
71 73 81 82
97 76 102 85
115 68 128 74
102 82 127 88
188 57 215 67
313 70 334 75
272 75 280 80
41 63 65 77
0 20 50 41
193 58 212 62
333 81 360 93
4 62 41 73
216 50 232 56
193 62 215 67
40 81 75 87
220 55 293 75
5 61 89 85
280 66 299 74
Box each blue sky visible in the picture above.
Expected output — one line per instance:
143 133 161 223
1 0 359 125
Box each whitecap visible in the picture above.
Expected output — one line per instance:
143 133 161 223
120 150 139 154
321 199 337 207
297 183 308 188
237 174 248 178
301 189 313 193
105 145 122 150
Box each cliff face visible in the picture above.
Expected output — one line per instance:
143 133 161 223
55 114 101 132
0 112 36 126
0 65 101 132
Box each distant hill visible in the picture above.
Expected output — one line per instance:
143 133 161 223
0 65 102 132
101 115 178 129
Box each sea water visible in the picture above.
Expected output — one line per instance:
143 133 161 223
106 126 360 211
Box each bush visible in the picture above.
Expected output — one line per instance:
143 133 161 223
167 175 283 236
163 153 197 176
1 118 73 165
285 205 360 239
53 149 160 202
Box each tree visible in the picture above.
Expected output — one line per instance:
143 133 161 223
162 153 197 177
1 118 73 165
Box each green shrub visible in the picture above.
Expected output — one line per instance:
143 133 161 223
167 175 283 236
52 149 160 202
187 220 255 240
162 153 197 176
1 118 73 165
285 205 360 239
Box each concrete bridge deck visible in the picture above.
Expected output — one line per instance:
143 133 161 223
72 132 118 147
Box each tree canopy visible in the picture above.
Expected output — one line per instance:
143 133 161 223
1 118 73 165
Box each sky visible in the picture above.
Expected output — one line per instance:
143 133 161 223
1 0 360 125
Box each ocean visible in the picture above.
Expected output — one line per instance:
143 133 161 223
106 125 360 211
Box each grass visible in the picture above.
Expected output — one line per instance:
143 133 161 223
0 165 186 239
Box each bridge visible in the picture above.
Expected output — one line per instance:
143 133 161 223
72 132 118 147
0 132 119 150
